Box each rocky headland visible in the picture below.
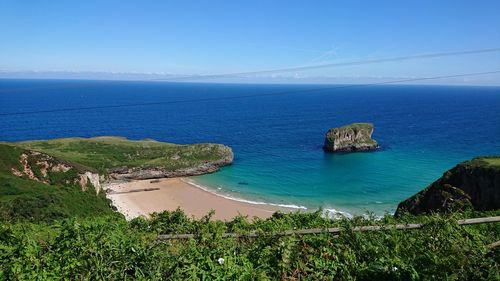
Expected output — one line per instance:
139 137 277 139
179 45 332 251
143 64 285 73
8 136 234 183
323 123 379 152
108 144 234 180
0 137 234 221
395 157 500 216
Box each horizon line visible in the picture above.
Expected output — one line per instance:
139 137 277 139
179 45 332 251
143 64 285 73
2 70 500 87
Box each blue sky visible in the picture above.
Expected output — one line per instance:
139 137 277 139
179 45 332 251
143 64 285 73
1 0 500 84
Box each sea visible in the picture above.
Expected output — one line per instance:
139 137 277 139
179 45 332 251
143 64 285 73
1 79 499 216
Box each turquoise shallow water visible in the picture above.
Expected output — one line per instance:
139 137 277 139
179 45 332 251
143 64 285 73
194 147 458 216
1 80 499 215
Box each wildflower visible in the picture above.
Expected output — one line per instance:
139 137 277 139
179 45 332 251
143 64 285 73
218 258 224 265
392 266 398 272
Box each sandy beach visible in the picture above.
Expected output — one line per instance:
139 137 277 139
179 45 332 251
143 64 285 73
106 178 290 220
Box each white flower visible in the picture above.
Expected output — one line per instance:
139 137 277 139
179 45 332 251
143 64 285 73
392 266 398 272
218 258 225 265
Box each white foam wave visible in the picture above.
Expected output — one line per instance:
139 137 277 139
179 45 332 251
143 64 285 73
323 208 353 219
182 178 307 210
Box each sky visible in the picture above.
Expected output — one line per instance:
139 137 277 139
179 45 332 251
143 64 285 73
1 0 500 84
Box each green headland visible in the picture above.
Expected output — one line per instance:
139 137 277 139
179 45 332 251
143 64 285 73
13 136 234 176
0 136 233 222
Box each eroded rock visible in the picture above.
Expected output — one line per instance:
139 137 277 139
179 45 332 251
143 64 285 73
395 157 500 216
323 123 379 152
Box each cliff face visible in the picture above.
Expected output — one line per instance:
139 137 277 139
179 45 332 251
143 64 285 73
395 157 500 216
11 150 102 193
108 144 234 180
323 123 378 152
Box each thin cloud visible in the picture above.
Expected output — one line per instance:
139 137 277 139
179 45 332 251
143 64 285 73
242 42 326 54
305 44 341 65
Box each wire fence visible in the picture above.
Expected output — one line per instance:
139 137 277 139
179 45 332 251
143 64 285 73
156 216 500 240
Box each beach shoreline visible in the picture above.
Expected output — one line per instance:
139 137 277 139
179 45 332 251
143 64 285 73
105 177 296 220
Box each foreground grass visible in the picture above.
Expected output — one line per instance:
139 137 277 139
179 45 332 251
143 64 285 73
11 136 232 174
1 210 499 280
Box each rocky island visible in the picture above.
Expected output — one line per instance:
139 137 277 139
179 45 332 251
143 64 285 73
323 123 379 152
395 157 500 216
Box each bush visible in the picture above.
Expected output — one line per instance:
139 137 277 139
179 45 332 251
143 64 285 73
1 210 499 280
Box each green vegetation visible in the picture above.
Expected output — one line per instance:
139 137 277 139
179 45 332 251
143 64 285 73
338 122 374 131
11 136 232 174
0 139 499 279
326 123 375 142
0 175 114 222
484 158 500 166
466 156 500 170
1 210 499 280
324 122 378 149
0 144 114 222
0 136 233 222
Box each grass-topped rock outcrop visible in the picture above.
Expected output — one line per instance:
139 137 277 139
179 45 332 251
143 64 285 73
396 156 500 216
323 123 379 152
13 136 234 180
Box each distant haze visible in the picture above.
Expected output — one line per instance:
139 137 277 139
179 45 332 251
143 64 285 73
2 71 500 86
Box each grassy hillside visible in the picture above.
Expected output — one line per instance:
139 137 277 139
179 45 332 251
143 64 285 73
467 156 500 170
484 158 500 166
0 144 114 222
12 136 233 174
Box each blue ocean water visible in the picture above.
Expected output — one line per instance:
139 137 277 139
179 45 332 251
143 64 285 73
1 79 499 215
